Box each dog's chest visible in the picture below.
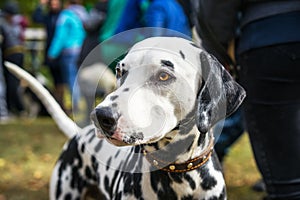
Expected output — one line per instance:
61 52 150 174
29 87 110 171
91 148 222 199
98 163 224 200
99 168 201 199
80 129 225 199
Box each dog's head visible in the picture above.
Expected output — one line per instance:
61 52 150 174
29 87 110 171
91 37 245 146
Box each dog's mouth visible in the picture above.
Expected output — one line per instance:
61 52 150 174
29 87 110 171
95 128 125 146
95 128 138 146
94 126 168 147
107 137 129 146
95 130 179 150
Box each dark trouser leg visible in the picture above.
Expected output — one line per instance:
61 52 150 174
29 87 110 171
239 43 300 199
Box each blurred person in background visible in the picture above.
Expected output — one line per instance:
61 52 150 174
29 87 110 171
193 0 300 199
48 0 88 112
144 0 191 37
1 0 25 117
0 6 24 122
114 0 150 34
97 0 128 68
3 0 29 44
32 0 66 110
78 0 108 66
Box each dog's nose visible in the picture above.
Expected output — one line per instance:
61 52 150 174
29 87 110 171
91 107 117 133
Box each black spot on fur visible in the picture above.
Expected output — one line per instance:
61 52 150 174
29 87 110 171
106 157 112 171
112 149 144 198
131 132 144 141
115 150 121 158
148 135 195 163
94 140 103 152
88 131 96 143
64 193 72 200
184 174 196 190
124 132 144 144
85 166 93 180
181 195 193 200
90 156 99 182
133 173 143 198
146 142 159 150
110 95 119 101
91 156 99 173
71 165 86 191
120 71 128 85
134 145 142 153
104 175 110 194
123 88 130 92
150 170 178 199
161 60 174 70
179 50 185 59
169 173 183 183
218 187 226 200
85 185 105 199
199 165 217 190
124 135 137 144
110 168 121 195
121 148 140 172
177 107 196 135
81 143 85 153
56 137 87 199
112 103 118 108
198 133 206 146
122 171 143 198
115 192 122 200
190 42 201 49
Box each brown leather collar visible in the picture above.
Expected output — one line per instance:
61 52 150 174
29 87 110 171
142 137 214 173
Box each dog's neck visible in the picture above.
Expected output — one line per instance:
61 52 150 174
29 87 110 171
143 125 213 164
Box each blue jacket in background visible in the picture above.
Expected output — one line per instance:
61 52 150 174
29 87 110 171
144 0 191 37
115 0 149 34
48 5 87 58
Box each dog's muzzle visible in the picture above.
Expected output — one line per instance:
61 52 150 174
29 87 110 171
91 107 118 135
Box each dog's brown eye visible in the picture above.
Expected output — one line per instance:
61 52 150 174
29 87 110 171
159 72 170 81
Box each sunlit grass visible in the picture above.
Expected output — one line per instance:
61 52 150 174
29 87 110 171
224 133 265 200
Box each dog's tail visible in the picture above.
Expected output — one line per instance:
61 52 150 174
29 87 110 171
4 61 80 138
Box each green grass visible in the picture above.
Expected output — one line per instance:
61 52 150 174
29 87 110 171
0 118 66 200
0 118 265 199
223 134 265 200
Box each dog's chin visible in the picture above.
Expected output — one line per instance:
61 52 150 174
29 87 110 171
95 128 138 147
106 137 129 146
95 128 170 147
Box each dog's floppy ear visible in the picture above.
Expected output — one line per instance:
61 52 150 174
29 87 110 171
196 51 246 134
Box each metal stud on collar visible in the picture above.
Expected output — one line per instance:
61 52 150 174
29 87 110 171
169 165 176 171
142 137 215 173
187 163 193 169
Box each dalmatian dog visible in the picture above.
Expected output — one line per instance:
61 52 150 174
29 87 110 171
5 37 245 200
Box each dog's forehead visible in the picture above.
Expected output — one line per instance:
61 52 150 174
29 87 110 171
122 37 201 72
